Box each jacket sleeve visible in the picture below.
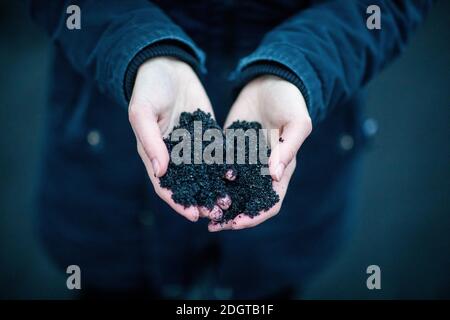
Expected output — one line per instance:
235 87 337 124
232 0 433 124
29 0 206 108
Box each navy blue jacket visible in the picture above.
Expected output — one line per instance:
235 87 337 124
31 0 431 298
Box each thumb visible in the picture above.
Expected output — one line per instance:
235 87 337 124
129 107 170 177
269 119 311 181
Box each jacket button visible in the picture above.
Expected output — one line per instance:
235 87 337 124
87 129 101 147
363 118 378 138
339 134 354 151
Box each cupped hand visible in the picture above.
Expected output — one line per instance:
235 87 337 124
129 57 224 222
209 75 312 231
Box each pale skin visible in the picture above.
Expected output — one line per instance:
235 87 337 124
209 75 312 231
129 58 312 231
129 57 231 222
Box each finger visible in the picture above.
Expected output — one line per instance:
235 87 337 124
223 169 237 181
199 206 210 218
137 141 199 222
208 220 234 232
157 189 199 222
269 119 311 181
209 205 223 221
129 104 170 177
216 194 232 210
231 202 282 230
214 160 295 231
199 205 224 221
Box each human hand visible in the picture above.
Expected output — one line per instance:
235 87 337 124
129 57 227 222
209 75 312 231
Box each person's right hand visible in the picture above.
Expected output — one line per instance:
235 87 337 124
129 57 217 223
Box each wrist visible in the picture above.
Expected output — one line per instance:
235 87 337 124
124 41 201 102
243 75 302 101
234 61 310 111
137 56 192 77
238 75 310 125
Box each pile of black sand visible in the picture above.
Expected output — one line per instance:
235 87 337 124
159 109 279 222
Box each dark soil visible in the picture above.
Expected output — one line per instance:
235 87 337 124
159 109 279 222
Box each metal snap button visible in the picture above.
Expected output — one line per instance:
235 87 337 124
363 118 378 137
339 134 354 151
86 129 101 147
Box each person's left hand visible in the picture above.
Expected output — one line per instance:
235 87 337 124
209 75 312 232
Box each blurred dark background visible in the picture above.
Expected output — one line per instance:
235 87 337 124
0 1 449 299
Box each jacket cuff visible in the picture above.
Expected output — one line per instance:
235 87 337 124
96 8 206 110
234 61 310 108
230 42 323 125
124 41 201 101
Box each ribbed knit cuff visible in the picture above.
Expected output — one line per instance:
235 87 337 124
235 61 310 109
124 41 201 101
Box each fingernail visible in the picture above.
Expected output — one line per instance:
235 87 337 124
208 221 220 232
192 207 199 222
217 194 232 210
209 205 223 221
151 158 160 177
224 169 236 181
275 163 285 181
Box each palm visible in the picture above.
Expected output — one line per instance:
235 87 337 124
212 76 311 231
129 57 214 222
131 57 213 136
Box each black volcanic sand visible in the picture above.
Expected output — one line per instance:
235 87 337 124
159 109 279 222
